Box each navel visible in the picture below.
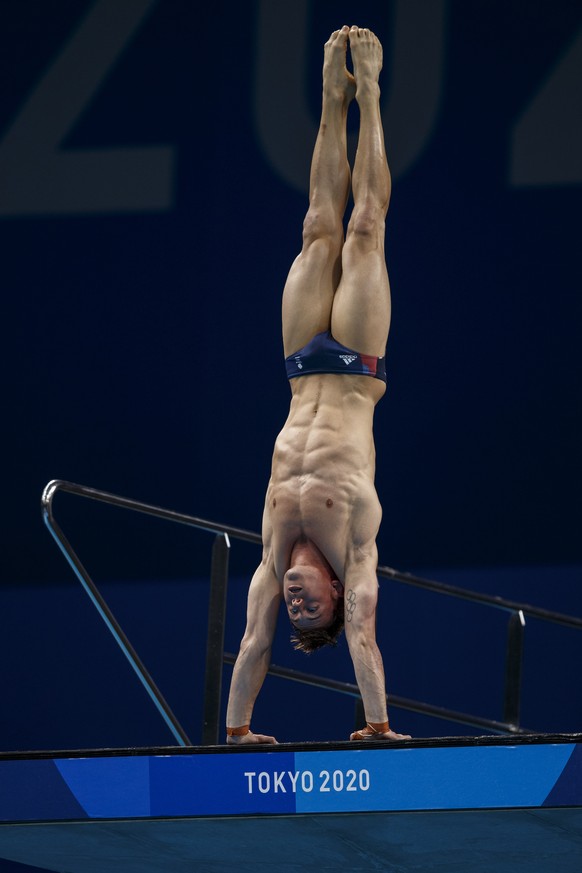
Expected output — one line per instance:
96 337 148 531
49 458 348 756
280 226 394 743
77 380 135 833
312 384 322 416
273 498 277 508
326 498 333 508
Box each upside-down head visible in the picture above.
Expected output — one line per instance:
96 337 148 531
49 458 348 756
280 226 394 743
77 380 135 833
284 564 345 653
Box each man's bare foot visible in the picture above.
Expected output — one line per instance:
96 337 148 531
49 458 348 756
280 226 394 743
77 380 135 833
323 26 356 103
348 26 383 94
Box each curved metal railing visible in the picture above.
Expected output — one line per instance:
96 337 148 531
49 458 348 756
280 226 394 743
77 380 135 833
41 479 582 745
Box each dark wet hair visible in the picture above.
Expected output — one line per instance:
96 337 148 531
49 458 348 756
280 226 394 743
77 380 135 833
290 598 345 653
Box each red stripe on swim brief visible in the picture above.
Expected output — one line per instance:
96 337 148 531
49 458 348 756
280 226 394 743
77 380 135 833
359 354 377 376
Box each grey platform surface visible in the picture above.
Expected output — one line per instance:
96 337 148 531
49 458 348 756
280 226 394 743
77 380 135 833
1 808 582 872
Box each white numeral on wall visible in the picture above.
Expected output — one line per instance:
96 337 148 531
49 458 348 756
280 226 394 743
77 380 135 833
510 24 582 187
0 0 175 216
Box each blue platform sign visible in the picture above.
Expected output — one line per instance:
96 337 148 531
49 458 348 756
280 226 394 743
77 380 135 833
0 740 581 823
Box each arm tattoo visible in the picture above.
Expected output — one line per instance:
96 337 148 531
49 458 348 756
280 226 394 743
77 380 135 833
345 588 357 622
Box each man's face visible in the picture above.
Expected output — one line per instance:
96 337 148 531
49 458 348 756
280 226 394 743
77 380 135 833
284 565 341 629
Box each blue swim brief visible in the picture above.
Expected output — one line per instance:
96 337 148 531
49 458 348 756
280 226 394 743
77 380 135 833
285 331 386 382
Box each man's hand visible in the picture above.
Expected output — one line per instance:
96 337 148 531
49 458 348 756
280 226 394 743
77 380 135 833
350 725 411 741
226 730 277 745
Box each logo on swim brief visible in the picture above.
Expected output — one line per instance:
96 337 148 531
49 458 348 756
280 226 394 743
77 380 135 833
294 356 303 370
339 354 357 366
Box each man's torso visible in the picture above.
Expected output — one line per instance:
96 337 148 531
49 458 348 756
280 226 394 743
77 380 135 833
263 373 384 582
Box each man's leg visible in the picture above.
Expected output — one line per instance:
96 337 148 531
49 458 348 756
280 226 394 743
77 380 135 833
331 27 391 357
282 26 355 358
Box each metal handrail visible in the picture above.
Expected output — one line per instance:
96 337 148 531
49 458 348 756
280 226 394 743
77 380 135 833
222 654 535 736
41 479 582 744
42 479 262 544
377 565 582 630
42 481 194 746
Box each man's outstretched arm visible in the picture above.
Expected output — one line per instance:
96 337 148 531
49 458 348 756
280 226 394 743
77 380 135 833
225 557 281 744
344 557 411 741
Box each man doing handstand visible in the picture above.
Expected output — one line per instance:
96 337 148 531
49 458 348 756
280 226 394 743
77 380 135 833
226 25 409 744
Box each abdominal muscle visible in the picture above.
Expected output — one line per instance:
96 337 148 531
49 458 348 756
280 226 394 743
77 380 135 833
264 374 383 581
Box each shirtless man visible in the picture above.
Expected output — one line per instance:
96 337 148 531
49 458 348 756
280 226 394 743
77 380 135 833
226 26 409 744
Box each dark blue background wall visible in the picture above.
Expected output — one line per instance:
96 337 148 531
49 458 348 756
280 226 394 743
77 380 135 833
2 0 581 752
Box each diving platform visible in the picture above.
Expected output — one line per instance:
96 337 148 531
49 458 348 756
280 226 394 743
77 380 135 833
5 481 577 870
1 733 581 872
